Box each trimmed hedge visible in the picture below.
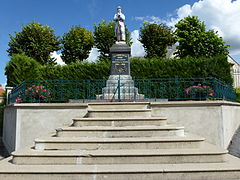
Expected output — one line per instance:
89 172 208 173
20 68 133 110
236 88 240 103
39 60 111 80
5 54 42 86
131 55 233 84
6 55 233 86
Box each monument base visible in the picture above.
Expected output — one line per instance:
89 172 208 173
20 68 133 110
96 42 144 101
97 75 144 100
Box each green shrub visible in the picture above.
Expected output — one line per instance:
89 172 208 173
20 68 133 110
236 88 240 102
130 55 232 84
5 54 42 86
61 61 110 80
6 55 232 87
39 60 110 80
40 64 62 80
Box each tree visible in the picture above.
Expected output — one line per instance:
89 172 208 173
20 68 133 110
139 22 176 58
7 22 61 65
61 26 94 64
5 54 41 86
93 20 131 59
175 16 229 58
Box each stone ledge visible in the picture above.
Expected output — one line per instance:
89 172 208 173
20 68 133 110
12 148 227 157
7 100 239 108
73 117 167 121
151 100 240 107
6 103 88 109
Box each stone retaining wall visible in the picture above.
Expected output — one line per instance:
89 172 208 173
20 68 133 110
3 103 88 153
3 101 240 154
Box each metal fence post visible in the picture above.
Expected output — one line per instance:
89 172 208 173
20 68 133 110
175 76 180 100
22 81 27 102
118 75 120 101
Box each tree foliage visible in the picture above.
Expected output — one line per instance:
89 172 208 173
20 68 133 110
139 22 176 58
93 20 131 59
175 16 229 58
61 26 94 64
7 22 61 65
5 54 41 86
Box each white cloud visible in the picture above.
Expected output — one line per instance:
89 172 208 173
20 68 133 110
135 17 145 21
134 0 240 58
130 30 146 57
135 16 162 24
50 51 65 65
86 47 100 62
51 49 100 64
169 0 240 56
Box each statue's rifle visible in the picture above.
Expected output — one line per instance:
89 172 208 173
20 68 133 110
117 14 121 41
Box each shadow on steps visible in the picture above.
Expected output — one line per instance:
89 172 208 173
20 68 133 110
0 137 9 160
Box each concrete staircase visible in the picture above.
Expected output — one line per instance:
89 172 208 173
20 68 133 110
1 102 240 180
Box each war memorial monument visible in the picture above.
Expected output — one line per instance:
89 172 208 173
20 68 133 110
1 6 240 180
99 6 143 100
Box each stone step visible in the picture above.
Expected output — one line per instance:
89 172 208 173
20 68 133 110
56 125 185 138
1 155 240 180
12 148 228 165
86 109 152 118
73 117 167 127
34 135 205 150
88 102 150 110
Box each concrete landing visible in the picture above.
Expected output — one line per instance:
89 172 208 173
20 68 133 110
1 155 240 180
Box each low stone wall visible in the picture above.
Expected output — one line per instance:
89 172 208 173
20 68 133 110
3 103 88 153
3 101 240 154
151 101 240 149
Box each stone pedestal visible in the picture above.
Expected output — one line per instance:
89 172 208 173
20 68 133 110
101 75 144 100
97 42 144 100
110 42 131 75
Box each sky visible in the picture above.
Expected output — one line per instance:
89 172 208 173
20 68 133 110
1 0 240 85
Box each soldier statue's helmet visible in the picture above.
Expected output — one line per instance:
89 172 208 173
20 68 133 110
117 6 122 9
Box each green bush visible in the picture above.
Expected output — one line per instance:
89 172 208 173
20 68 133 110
236 88 240 102
40 64 63 80
39 60 111 80
130 55 232 84
61 61 110 80
5 54 42 86
6 55 232 86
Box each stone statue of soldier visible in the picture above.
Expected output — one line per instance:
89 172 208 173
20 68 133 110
114 6 126 42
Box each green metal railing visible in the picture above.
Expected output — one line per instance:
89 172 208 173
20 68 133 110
8 77 236 104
